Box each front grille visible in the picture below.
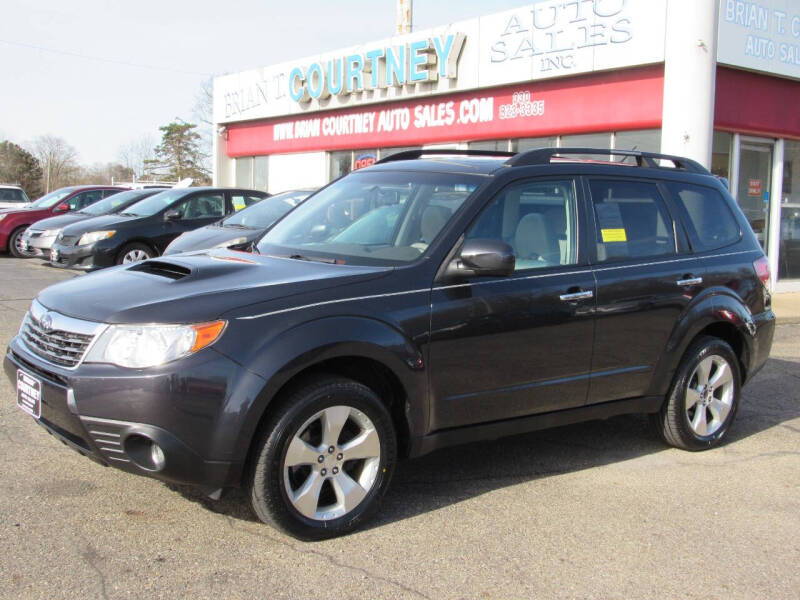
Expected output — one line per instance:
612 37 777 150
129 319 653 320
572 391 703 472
20 312 97 367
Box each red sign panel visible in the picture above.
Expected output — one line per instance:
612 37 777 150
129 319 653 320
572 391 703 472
227 65 664 157
748 179 763 196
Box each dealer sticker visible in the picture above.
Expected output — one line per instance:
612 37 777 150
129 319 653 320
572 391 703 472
601 228 627 243
17 370 42 419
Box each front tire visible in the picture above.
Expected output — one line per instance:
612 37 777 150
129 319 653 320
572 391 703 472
249 376 397 540
8 227 28 258
117 242 153 264
651 336 741 451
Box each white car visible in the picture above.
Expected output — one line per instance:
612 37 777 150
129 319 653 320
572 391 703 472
0 184 31 210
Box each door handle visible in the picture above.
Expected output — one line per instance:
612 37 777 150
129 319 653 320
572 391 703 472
676 277 703 286
559 290 594 301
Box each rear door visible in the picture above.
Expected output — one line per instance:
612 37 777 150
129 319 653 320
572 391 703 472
585 177 701 405
428 176 596 431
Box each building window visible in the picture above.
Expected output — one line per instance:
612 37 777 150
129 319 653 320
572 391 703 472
468 140 511 152
711 131 732 179
779 140 800 280
561 133 612 149
615 129 661 153
254 156 269 192
378 146 421 160
329 149 378 180
516 137 558 152
235 157 253 188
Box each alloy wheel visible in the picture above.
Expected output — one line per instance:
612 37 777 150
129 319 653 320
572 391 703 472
685 354 735 437
282 405 381 521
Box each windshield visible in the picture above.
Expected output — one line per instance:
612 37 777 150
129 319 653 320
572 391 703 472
223 190 311 229
81 189 156 215
121 188 188 217
31 188 73 208
257 171 482 265
0 188 28 203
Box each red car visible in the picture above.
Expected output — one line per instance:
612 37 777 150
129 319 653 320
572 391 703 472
0 185 125 257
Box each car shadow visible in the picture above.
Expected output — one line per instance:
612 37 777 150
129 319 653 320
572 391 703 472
167 356 800 530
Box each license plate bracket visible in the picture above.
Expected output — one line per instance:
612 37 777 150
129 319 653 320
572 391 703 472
17 369 42 419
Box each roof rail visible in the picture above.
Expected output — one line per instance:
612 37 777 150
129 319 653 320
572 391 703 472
505 147 710 174
375 149 516 164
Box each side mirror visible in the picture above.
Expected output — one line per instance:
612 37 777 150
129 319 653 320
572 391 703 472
54 202 70 212
164 208 182 221
445 238 515 279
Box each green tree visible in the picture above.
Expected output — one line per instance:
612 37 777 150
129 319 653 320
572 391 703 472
145 120 210 183
0 140 43 199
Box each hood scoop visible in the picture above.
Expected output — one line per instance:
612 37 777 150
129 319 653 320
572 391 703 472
128 260 192 280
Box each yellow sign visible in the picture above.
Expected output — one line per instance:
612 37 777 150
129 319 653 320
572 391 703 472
601 228 627 243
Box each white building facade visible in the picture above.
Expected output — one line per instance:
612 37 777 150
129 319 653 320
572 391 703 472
213 0 800 291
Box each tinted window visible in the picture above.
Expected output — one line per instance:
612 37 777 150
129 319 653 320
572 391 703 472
466 179 578 270
224 191 308 229
102 189 122 198
589 179 675 262
70 190 104 210
666 183 741 252
176 193 225 220
0 188 26 202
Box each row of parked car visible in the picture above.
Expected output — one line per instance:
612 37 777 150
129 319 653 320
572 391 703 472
0 184 315 268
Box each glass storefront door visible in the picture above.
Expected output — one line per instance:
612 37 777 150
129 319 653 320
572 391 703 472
779 140 800 280
736 141 773 251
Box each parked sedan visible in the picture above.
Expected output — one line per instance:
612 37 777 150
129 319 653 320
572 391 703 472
164 189 313 255
21 188 168 259
1 185 125 257
49 187 268 270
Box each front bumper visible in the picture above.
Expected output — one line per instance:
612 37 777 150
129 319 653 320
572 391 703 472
21 232 57 258
4 337 267 490
49 241 116 270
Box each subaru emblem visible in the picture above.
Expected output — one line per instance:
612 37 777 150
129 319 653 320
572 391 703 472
40 312 53 332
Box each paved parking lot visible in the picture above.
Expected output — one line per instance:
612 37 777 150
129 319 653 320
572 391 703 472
1 256 798 600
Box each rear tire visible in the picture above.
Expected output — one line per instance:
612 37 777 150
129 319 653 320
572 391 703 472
116 242 153 264
650 336 741 451
8 227 28 258
249 376 397 540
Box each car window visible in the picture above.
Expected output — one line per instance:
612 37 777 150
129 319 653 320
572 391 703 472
666 182 741 252
70 190 104 210
466 179 578 271
588 179 675 263
0 188 27 202
231 193 265 211
101 189 122 198
175 193 225 220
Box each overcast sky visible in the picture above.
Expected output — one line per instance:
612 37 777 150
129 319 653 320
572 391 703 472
0 0 540 165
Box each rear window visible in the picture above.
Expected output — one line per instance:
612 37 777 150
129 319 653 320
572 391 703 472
0 188 27 202
666 183 741 252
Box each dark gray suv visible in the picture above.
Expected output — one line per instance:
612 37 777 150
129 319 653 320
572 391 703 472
5 148 775 539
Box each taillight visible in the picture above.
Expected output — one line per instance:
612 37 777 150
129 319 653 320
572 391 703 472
753 256 770 287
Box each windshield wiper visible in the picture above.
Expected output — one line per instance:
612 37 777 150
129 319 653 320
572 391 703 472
287 254 338 264
118 212 138 217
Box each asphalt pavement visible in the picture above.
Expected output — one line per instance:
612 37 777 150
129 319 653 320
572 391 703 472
1 256 798 600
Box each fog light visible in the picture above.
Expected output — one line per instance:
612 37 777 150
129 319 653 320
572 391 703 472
150 442 165 470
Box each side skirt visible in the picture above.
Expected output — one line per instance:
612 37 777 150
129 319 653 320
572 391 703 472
409 396 664 458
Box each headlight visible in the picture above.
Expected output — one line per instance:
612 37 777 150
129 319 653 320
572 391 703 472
213 236 248 248
41 229 61 237
78 230 115 246
85 320 226 368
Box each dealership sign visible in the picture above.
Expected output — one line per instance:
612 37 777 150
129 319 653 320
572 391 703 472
717 0 800 80
214 0 667 124
226 66 663 156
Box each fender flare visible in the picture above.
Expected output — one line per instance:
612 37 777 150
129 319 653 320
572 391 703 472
228 315 427 462
650 288 756 395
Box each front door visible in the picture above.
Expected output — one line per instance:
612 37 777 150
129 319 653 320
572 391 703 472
428 177 596 431
736 141 773 251
156 191 227 252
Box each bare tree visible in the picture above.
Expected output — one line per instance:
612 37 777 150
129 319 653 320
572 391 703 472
118 135 157 180
29 135 80 192
192 77 214 175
